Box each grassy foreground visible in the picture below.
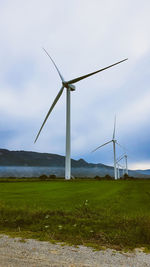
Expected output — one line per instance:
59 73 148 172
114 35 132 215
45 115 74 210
0 179 150 250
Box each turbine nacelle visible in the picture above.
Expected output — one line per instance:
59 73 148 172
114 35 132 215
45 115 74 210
63 82 76 91
69 84 76 91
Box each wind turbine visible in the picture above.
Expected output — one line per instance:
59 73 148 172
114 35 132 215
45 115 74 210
116 152 128 176
116 154 126 178
92 117 121 180
116 154 124 178
117 163 125 179
117 163 120 179
34 48 127 180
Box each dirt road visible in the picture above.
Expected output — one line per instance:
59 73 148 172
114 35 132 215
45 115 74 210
0 235 150 267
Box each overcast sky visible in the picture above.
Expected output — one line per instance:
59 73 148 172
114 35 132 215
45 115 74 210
0 0 150 170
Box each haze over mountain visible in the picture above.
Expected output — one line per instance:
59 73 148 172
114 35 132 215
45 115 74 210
0 149 149 178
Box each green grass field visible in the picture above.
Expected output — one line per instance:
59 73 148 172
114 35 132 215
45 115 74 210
0 179 150 250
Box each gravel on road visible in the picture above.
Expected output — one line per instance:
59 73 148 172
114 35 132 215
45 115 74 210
0 235 150 267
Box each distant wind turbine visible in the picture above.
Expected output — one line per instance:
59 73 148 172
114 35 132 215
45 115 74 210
117 163 120 179
92 117 122 180
116 154 126 178
116 151 128 176
124 154 128 175
34 48 127 180
117 162 124 179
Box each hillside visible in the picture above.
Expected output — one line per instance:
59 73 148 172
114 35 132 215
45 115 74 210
0 148 149 178
0 148 108 168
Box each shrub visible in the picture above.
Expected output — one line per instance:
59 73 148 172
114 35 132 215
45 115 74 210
49 174 57 179
104 174 112 180
39 175 48 180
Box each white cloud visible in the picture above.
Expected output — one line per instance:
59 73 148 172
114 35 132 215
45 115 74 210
130 161 150 170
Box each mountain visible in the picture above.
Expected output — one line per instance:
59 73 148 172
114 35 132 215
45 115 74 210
136 169 150 176
0 149 105 168
0 149 149 178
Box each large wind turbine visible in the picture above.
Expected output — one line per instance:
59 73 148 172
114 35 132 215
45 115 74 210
35 49 127 180
92 117 120 180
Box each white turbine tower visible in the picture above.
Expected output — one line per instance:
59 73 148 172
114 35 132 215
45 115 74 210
35 48 127 180
92 117 121 180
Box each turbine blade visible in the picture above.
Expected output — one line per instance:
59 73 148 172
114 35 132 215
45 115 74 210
116 153 126 163
67 58 128 85
43 48 64 82
113 115 116 139
34 86 64 143
92 140 112 153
